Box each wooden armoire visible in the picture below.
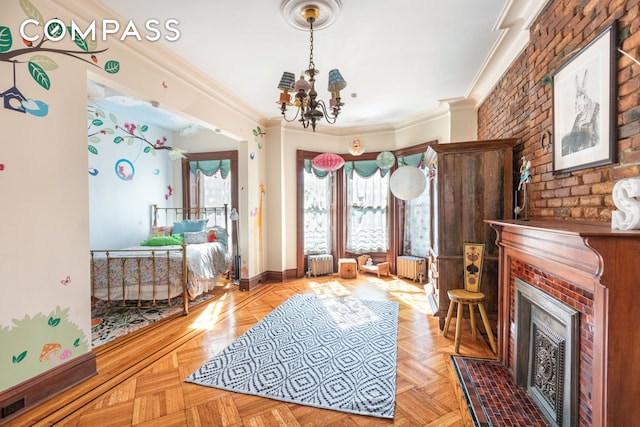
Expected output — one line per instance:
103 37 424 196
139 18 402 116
424 139 517 330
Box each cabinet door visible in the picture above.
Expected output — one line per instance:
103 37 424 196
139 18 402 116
429 139 516 327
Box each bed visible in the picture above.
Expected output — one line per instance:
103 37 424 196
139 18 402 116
90 204 232 315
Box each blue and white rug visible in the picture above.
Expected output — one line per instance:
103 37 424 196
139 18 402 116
185 294 399 418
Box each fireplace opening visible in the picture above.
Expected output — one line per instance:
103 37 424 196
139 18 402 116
514 278 579 427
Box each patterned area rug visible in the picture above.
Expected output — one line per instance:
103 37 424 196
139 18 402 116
186 294 399 419
451 356 550 427
91 292 214 348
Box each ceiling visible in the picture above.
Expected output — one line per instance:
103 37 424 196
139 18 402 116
92 0 546 132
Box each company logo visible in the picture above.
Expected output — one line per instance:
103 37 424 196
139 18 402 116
20 18 181 43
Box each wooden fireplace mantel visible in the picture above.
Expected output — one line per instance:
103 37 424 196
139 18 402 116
487 218 640 427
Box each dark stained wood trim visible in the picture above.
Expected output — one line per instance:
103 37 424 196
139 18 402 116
296 143 439 277
181 150 239 258
0 352 96 424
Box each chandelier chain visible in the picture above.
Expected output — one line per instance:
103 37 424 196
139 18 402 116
308 17 315 70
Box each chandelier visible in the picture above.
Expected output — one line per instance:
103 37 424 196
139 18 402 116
277 3 347 132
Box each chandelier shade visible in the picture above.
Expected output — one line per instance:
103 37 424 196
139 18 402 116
312 152 345 172
328 69 347 93
277 72 296 105
376 151 395 170
278 72 296 91
389 166 427 200
277 3 346 132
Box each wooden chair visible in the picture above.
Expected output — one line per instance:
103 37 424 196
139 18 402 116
356 255 390 277
443 243 497 354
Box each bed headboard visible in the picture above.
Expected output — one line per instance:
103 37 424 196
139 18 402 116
152 204 229 232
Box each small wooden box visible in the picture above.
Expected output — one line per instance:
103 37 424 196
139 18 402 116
338 258 357 279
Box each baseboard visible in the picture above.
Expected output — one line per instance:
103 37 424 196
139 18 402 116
239 271 269 291
238 269 302 291
0 352 96 425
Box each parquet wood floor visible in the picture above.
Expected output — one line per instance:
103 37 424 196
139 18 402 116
9 275 496 426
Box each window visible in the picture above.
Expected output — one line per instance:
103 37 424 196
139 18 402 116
345 167 389 253
303 168 332 255
188 161 231 209
181 150 238 251
296 143 434 277
402 167 430 256
398 149 436 257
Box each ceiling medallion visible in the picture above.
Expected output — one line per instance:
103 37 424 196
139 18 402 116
280 0 343 31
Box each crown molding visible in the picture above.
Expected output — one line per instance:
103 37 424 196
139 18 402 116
49 0 264 129
466 0 549 106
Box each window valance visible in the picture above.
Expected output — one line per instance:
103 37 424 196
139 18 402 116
189 159 231 178
397 152 426 168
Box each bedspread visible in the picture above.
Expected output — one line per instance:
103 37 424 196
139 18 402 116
91 242 230 302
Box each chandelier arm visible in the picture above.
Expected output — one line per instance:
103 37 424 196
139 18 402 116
315 100 339 124
281 105 302 123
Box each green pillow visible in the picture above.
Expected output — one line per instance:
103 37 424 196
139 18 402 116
140 235 183 246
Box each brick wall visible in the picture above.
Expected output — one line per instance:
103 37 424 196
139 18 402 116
478 0 640 221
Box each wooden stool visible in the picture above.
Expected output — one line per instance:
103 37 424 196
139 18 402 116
338 258 357 279
442 243 497 354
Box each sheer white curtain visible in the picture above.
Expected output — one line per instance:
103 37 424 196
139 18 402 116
303 170 331 255
189 169 231 209
402 167 431 256
346 170 389 253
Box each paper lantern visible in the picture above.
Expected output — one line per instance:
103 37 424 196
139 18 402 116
376 151 395 169
312 152 345 172
349 137 365 156
390 166 427 200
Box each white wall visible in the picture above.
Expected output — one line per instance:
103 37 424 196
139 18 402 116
88 102 174 249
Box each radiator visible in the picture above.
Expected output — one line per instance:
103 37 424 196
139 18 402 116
308 254 334 277
397 256 426 283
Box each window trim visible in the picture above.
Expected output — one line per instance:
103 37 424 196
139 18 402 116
296 142 437 278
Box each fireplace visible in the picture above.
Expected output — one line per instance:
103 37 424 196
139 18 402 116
514 278 579 427
487 218 640 427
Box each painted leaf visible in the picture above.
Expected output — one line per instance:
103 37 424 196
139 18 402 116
149 149 156 157
127 138 135 146
30 55 59 71
88 145 98 155
96 108 105 118
89 136 101 144
48 317 61 327
104 60 120 74
19 0 44 26
12 351 27 364
103 128 114 134
87 38 98 52
109 113 117 124
28 62 50 90
47 20 64 39
144 146 151 153
0 26 12 53
70 27 89 51
114 136 123 144
141 125 149 132
92 119 103 126
74 338 80 347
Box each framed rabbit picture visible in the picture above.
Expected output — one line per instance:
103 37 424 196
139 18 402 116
552 22 617 174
